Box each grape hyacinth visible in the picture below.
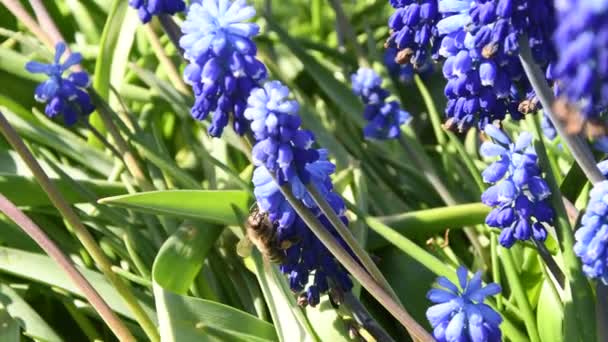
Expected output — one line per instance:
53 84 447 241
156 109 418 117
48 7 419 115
351 68 411 140
553 0 608 120
480 125 553 248
435 0 557 131
426 266 502 342
246 80 353 305
574 160 608 283
129 0 185 23
385 47 433 84
25 42 94 126
385 0 441 70
180 0 267 137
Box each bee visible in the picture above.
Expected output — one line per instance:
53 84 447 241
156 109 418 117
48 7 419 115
237 206 294 263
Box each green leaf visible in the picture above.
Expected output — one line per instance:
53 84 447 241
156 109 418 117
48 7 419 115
0 283 62 342
367 203 491 249
0 173 125 207
99 190 250 226
153 282 278 342
0 247 155 322
0 105 113 175
152 222 223 294
89 0 131 143
0 308 19 342
537 281 564 342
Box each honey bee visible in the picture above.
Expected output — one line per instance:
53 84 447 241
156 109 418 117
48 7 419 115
237 206 294 263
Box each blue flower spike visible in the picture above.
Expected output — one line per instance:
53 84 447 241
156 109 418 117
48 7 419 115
480 125 553 247
351 68 411 140
426 266 502 342
435 0 556 132
180 0 267 137
25 42 94 126
129 0 185 23
385 0 441 70
575 177 608 284
246 80 353 304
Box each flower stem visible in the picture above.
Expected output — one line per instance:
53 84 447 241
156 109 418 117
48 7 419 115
274 175 432 341
0 193 135 341
306 184 402 305
501 247 541 342
0 0 54 49
518 39 603 184
158 14 184 59
519 40 599 341
82 120 122 160
342 292 395 342
144 22 189 95
0 111 160 342
90 89 155 191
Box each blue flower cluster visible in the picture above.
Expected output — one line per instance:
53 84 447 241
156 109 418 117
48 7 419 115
553 1 608 120
480 125 553 247
385 0 441 71
129 0 185 23
435 0 556 131
574 160 608 283
426 266 502 342
246 81 353 305
180 0 267 137
351 68 411 140
25 42 94 126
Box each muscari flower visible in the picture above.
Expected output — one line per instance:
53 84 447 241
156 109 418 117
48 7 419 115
385 46 433 84
129 0 185 23
25 42 94 126
426 266 502 342
553 0 608 130
385 0 441 70
436 0 556 131
480 125 553 247
574 159 608 283
351 68 411 139
247 80 352 305
180 0 267 137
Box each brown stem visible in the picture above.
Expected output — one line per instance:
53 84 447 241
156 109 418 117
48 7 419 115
1 0 53 49
0 194 135 341
0 111 160 341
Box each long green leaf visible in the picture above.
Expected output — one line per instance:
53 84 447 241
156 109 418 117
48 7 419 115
99 190 250 226
153 282 277 342
0 247 155 322
152 221 223 294
0 283 62 342
0 173 125 207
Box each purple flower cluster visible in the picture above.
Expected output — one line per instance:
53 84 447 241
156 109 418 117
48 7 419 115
426 266 502 342
435 0 556 131
385 0 441 70
351 68 411 140
553 1 608 119
480 125 553 247
246 81 352 305
180 0 267 137
129 0 185 23
25 42 94 126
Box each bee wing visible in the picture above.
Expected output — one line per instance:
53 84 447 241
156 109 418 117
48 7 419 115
236 236 253 258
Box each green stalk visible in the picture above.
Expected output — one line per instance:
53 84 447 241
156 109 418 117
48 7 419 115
0 112 160 342
307 184 402 306
275 177 432 341
500 247 540 342
413 75 446 146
